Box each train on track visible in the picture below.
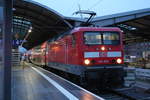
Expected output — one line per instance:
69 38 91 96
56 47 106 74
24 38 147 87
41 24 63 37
27 11 125 89
28 27 125 88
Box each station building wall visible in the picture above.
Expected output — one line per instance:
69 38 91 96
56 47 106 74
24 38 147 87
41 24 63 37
124 42 150 60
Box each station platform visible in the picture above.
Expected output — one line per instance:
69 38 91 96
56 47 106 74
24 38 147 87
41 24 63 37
12 63 104 100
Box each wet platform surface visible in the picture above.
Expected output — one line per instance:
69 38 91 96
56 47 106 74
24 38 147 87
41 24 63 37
12 63 104 100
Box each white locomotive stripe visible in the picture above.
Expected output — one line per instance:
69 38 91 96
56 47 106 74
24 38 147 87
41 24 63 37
84 51 122 58
107 51 121 57
31 67 79 100
84 52 99 58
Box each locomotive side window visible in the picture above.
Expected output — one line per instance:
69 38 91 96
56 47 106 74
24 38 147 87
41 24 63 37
72 35 76 47
84 32 102 45
103 32 120 45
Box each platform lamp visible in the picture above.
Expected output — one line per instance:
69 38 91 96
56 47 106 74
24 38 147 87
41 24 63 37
19 27 32 54
20 26 32 46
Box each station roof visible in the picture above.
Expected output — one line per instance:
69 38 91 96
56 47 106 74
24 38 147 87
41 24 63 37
13 0 150 49
91 8 150 44
13 0 72 50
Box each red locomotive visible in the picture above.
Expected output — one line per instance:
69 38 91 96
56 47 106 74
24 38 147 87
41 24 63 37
30 27 124 88
48 27 123 66
48 27 124 87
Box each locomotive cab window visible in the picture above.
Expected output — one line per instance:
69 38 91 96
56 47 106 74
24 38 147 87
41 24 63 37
84 31 120 45
103 32 120 45
84 32 102 45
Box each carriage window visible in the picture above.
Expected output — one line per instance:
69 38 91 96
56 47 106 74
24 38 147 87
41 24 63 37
103 32 120 45
84 32 102 45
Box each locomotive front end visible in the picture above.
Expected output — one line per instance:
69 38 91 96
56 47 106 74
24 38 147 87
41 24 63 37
81 29 124 66
78 27 125 88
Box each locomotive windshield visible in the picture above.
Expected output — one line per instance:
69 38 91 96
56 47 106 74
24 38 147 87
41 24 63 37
84 32 120 45
84 32 102 44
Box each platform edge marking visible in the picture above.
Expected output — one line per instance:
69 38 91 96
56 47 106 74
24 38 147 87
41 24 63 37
35 66 105 100
31 67 79 100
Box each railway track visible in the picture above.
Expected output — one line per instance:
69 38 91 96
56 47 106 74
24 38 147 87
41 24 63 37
98 92 129 100
96 87 150 100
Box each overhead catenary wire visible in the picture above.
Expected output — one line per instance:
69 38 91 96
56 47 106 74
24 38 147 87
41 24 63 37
78 4 83 18
89 0 104 10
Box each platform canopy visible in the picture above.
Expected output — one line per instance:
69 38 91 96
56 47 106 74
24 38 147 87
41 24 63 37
13 0 73 50
91 8 150 44
13 0 150 49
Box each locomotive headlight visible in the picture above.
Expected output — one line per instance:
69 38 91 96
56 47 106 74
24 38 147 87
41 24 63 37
117 58 122 64
84 59 90 65
101 46 105 51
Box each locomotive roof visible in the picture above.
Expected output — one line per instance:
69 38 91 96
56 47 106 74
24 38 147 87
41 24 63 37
72 27 122 33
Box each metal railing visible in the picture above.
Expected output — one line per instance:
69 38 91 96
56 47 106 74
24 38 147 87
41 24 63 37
12 49 21 67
